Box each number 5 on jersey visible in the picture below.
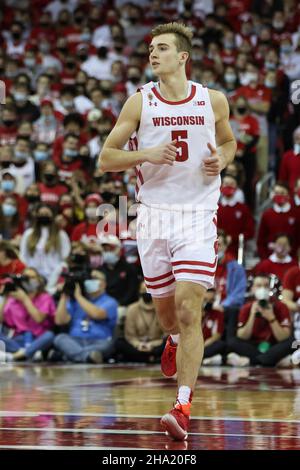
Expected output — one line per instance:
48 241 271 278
172 130 189 162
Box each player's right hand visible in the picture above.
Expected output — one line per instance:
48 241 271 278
146 139 178 165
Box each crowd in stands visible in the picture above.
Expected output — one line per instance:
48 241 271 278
0 0 300 367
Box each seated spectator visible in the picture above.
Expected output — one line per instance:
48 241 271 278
38 161 68 206
227 275 292 367
0 195 24 245
254 234 297 283
282 254 300 349
214 230 247 339
53 269 118 363
0 241 26 277
100 234 139 307
33 99 61 145
257 181 300 259
33 142 51 164
10 136 35 193
279 126 300 193
223 161 246 203
201 289 226 366
115 281 164 363
0 267 55 361
12 82 40 122
0 171 28 220
71 193 103 242
20 203 71 280
0 105 18 146
52 132 84 181
217 175 255 256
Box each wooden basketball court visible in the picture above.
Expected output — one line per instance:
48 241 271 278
0 364 300 450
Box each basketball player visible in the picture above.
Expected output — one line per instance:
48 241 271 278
99 23 237 441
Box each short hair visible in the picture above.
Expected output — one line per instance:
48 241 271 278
151 22 193 59
274 181 289 191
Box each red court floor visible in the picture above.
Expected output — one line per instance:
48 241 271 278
0 363 300 450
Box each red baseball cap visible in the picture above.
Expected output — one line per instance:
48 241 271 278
85 193 103 205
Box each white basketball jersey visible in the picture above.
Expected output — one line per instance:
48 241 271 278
130 80 220 210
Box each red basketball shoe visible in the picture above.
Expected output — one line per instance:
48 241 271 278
161 336 177 377
160 401 191 441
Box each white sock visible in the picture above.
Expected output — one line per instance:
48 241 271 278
177 385 191 405
170 334 179 345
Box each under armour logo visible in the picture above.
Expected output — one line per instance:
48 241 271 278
149 101 157 106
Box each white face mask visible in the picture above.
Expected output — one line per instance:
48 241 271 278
240 72 258 86
102 251 119 265
254 287 270 301
84 279 101 294
294 143 300 155
85 207 98 219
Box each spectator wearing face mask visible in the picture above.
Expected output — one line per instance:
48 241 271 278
53 270 118 363
12 83 40 123
227 275 292 367
3 21 26 58
33 99 62 145
0 267 55 362
279 35 300 82
53 133 83 180
293 178 300 213
9 136 35 193
254 234 297 283
0 171 28 221
71 193 103 242
213 231 247 340
99 234 139 307
0 106 18 145
222 66 239 95
115 281 165 363
38 161 68 206
20 203 71 280
234 64 271 176
279 126 300 193
55 194 78 237
257 182 300 259
54 86 77 117
230 97 260 207
201 289 227 366
217 175 255 257
33 142 51 165
282 250 300 365
0 195 24 245
0 241 26 277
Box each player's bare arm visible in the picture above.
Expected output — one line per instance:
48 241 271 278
99 92 178 172
203 90 237 177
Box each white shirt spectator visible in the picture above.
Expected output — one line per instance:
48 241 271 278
81 55 114 80
9 157 35 194
92 25 112 48
44 0 78 21
5 38 26 58
74 95 94 114
280 52 300 81
88 135 102 160
20 227 71 280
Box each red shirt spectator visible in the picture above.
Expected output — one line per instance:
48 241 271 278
257 206 300 258
237 299 291 344
254 254 297 283
202 309 224 341
279 149 300 193
218 177 255 256
38 181 68 206
283 266 300 303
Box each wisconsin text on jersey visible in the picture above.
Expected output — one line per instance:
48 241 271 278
152 115 205 126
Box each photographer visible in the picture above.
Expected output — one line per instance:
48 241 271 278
227 275 292 367
0 268 55 361
115 281 165 363
53 270 118 363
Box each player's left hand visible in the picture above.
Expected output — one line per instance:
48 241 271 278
203 143 226 176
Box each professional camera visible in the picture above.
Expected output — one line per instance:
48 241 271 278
1 274 29 295
61 269 91 298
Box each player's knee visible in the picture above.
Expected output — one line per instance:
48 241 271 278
176 297 198 327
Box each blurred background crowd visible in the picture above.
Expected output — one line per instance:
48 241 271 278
0 0 300 368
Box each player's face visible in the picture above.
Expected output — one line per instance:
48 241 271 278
149 34 185 76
